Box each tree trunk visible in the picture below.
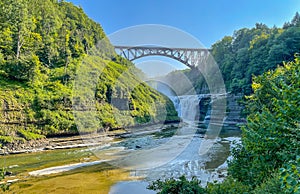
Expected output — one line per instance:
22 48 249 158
16 30 23 59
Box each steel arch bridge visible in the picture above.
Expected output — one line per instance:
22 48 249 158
114 46 211 68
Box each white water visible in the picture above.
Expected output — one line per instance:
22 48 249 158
178 95 200 121
29 160 108 176
149 81 202 122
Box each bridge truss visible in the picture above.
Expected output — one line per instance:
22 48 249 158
114 46 211 68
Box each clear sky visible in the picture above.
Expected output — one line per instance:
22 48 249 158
68 0 299 47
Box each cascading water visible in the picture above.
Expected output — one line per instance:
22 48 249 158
147 80 202 122
167 95 201 135
177 95 200 122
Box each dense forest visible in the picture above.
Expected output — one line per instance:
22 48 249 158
163 13 300 96
0 0 178 145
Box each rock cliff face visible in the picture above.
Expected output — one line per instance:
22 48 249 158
148 78 244 130
149 80 244 131
167 93 245 132
224 94 246 125
201 94 245 133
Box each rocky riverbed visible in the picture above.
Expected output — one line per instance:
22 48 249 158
0 123 183 155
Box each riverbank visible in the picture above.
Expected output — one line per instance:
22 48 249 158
0 92 246 155
0 123 180 155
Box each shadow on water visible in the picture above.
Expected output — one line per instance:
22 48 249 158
109 181 155 194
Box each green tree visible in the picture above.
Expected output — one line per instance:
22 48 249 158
148 176 206 194
32 0 62 67
279 156 300 193
229 55 300 188
291 12 300 27
267 26 300 66
211 36 234 89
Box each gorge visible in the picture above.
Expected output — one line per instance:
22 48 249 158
1 1 300 193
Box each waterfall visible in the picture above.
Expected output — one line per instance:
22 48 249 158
145 81 203 122
168 96 180 115
169 95 200 122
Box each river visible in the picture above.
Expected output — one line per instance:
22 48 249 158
108 124 240 193
2 94 241 193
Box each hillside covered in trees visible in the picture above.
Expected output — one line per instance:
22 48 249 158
0 0 178 145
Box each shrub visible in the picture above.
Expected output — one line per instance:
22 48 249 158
17 129 45 140
279 156 300 193
229 56 300 186
206 178 250 194
252 174 284 194
147 175 206 194
0 136 13 144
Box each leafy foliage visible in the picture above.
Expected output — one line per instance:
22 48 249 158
211 14 300 95
17 129 45 140
252 174 284 194
206 178 250 194
229 55 300 190
148 175 206 194
279 156 300 193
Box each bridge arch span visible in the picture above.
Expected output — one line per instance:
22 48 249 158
114 46 211 68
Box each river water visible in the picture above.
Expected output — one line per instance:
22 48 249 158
108 93 240 193
3 94 241 193
108 124 240 193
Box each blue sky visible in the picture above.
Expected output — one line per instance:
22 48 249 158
69 0 299 47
